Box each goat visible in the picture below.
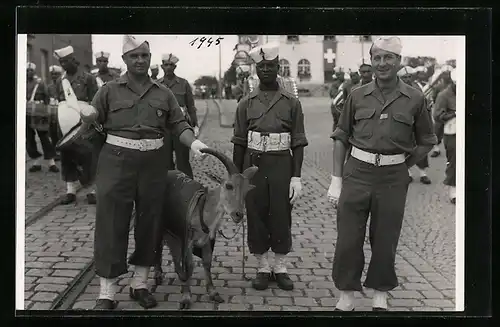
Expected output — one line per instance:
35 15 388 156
153 148 258 309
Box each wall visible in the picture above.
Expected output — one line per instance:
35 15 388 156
26 34 93 82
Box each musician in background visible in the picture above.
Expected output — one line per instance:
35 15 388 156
54 46 99 205
47 65 64 158
398 66 432 184
434 69 457 204
94 51 120 87
232 42 308 292
150 64 160 81
26 62 59 173
159 53 199 177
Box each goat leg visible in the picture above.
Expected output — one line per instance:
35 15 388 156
153 239 165 286
178 248 194 310
201 242 224 303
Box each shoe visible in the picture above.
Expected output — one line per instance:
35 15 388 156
29 165 42 172
251 272 272 290
420 176 431 184
86 193 97 205
450 198 456 204
61 193 76 205
48 165 60 173
94 299 118 310
274 273 294 290
129 287 157 309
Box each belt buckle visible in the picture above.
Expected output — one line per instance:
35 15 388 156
138 139 147 151
374 154 381 167
262 135 268 151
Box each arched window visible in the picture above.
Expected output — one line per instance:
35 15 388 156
297 59 311 81
279 59 290 77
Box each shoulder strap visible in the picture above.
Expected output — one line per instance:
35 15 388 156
96 76 104 88
29 82 40 102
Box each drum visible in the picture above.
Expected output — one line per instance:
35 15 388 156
57 100 98 136
26 101 50 131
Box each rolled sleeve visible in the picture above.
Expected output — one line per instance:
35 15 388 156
290 100 308 149
231 98 248 147
91 84 109 125
165 87 192 137
414 96 438 146
330 93 353 145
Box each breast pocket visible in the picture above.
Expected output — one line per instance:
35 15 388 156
390 112 414 144
276 107 292 130
353 108 376 138
247 106 264 123
148 99 170 128
108 100 135 128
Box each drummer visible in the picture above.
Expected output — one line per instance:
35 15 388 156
54 45 99 205
47 65 63 154
94 51 120 87
26 62 59 173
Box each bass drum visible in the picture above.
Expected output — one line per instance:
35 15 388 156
247 74 299 99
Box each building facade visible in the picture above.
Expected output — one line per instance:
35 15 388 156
26 34 93 82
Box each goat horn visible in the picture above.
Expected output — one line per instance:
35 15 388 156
200 147 238 175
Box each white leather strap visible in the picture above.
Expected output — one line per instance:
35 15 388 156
247 131 291 152
106 134 164 151
351 146 406 167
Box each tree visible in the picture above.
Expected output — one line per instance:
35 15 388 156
223 65 237 85
194 75 218 88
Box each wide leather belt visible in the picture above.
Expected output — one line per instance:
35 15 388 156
247 131 291 152
106 134 164 151
351 146 406 167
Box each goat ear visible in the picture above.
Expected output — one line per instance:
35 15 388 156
204 171 223 184
246 184 256 192
242 166 259 180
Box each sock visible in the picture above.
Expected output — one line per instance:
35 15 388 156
432 145 440 153
449 186 456 199
335 291 355 311
274 253 288 274
372 290 388 309
98 277 117 301
47 158 56 166
90 189 96 194
66 181 78 194
33 158 41 166
255 252 271 273
130 266 150 290
417 168 427 177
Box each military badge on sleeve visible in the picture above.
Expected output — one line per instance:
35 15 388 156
157 109 163 117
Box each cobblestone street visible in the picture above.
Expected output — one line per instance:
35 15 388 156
22 98 457 312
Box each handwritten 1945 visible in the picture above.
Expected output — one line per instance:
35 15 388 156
189 37 224 49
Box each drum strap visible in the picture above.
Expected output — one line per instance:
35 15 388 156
29 82 39 102
61 73 81 115
96 76 104 88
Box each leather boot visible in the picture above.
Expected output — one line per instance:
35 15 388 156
252 253 271 290
273 254 294 290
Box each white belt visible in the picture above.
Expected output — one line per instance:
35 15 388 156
247 131 291 152
106 134 164 151
350 146 406 167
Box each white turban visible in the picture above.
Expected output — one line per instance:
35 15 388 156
54 45 74 59
161 53 179 64
49 65 63 73
27 62 36 70
397 66 416 77
248 42 279 64
94 51 110 59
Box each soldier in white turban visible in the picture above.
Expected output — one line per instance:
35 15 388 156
328 36 437 311
26 62 59 173
232 42 308 292
94 51 119 88
150 63 160 81
53 45 99 205
90 35 208 310
434 69 457 204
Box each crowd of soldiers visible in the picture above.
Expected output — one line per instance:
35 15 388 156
24 35 457 311
328 56 457 203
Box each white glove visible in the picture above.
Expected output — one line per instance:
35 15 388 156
194 126 200 138
190 139 208 158
327 175 342 208
289 177 302 204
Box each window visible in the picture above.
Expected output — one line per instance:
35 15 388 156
286 35 299 43
359 35 372 42
40 49 49 82
297 59 311 81
279 59 290 77
324 35 336 41
26 44 33 62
